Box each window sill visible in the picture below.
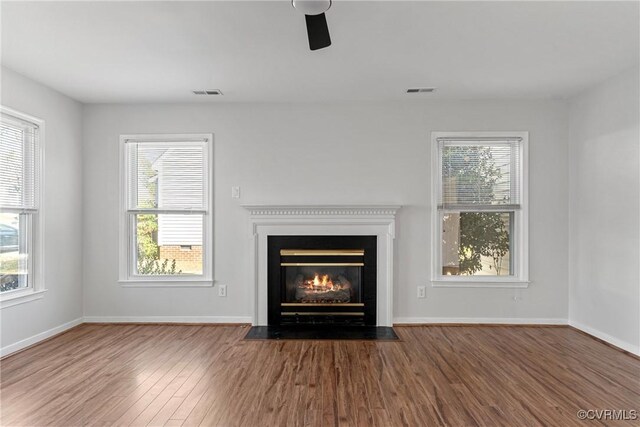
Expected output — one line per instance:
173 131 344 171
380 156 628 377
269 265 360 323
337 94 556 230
118 279 214 288
0 289 47 309
431 280 530 289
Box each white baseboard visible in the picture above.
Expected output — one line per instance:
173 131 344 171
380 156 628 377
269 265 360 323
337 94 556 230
83 316 253 324
393 317 568 325
569 320 640 356
1 317 83 358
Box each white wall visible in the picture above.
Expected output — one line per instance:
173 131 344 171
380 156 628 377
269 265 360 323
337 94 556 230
82 100 569 323
2 63 636 354
568 67 640 354
0 67 84 354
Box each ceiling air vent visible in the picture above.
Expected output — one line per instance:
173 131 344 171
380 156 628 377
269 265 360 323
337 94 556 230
193 89 223 95
407 87 436 94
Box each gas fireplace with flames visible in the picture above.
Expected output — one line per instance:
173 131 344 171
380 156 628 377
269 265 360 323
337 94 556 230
268 236 377 326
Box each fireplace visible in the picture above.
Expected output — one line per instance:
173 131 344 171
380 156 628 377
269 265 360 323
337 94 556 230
268 236 377 326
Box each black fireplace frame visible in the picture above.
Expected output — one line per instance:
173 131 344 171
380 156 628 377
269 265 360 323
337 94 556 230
267 235 377 326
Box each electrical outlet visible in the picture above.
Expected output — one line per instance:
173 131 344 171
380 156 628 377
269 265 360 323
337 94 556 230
231 186 240 199
218 284 227 297
417 286 426 298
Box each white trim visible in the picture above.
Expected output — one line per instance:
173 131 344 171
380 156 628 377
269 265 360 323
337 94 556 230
118 279 213 288
243 205 401 217
431 280 530 288
0 106 45 307
430 131 529 285
0 289 47 309
393 317 567 325
569 320 640 356
118 133 214 284
243 204 400 327
0 317 82 358
83 316 252 324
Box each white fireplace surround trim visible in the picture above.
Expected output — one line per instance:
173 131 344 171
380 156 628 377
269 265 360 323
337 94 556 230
243 205 401 326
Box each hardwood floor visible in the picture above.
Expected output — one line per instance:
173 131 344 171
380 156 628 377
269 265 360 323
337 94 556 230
1 324 638 426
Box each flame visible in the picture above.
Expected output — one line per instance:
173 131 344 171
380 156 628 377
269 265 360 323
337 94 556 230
304 273 343 292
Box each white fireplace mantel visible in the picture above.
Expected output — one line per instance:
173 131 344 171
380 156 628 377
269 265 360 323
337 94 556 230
243 204 401 326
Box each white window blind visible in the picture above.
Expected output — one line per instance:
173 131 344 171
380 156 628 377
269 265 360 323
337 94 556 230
438 138 521 210
0 113 39 211
125 140 207 212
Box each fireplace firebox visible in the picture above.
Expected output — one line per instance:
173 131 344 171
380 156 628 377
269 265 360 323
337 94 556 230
268 236 377 326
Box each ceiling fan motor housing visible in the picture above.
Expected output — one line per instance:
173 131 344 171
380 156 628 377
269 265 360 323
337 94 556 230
292 0 331 16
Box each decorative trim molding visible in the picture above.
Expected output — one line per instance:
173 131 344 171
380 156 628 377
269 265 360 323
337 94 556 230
243 204 401 327
83 316 253 324
393 317 568 325
0 317 83 358
569 320 640 356
242 205 401 217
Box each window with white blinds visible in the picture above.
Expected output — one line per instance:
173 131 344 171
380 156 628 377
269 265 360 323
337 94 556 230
120 135 212 284
0 107 43 299
126 141 206 212
432 132 528 284
439 140 521 210
0 113 39 211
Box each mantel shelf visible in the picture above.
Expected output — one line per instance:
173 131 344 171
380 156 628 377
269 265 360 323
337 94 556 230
241 205 401 217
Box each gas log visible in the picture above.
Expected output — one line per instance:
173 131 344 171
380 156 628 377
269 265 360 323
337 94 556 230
294 274 352 303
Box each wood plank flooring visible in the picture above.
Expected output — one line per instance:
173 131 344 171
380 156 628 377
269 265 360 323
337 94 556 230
0 324 638 426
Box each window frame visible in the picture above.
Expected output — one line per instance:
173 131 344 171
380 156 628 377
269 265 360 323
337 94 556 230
118 134 214 287
0 106 46 308
430 131 529 287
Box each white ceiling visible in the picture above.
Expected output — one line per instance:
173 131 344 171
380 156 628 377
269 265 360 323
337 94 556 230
1 1 638 103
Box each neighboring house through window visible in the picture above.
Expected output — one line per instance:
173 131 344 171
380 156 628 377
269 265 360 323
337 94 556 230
431 132 529 286
0 106 45 307
120 134 213 285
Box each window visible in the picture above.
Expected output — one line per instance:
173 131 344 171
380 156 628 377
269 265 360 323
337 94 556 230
0 107 45 306
120 134 213 285
431 132 528 285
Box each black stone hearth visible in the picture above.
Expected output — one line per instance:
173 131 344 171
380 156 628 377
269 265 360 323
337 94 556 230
244 326 399 341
